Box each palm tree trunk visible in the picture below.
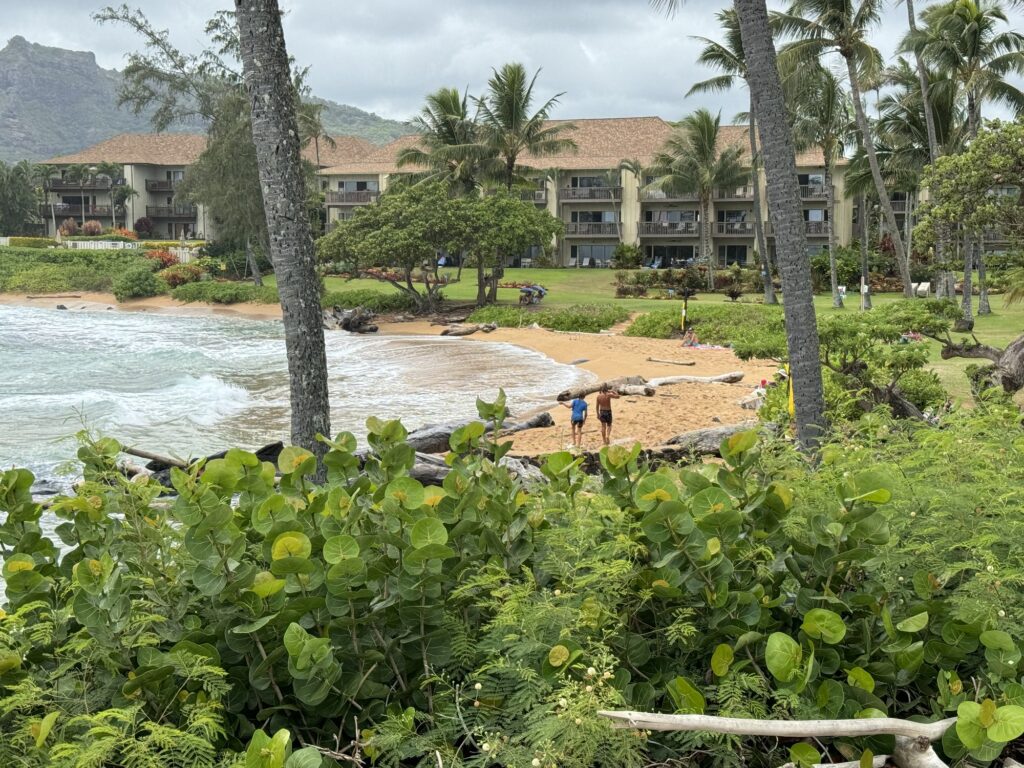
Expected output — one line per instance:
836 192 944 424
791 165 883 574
476 254 487 306
735 0 825 451
977 240 990 314
905 0 939 165
859 200 872 310
824 164 842 308
246 238 263 286
702 198 714 291
961 230 973 321
846 56 913 298
748 99 776 305
236 0 331 461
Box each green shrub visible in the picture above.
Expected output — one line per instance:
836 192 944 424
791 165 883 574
171 281 279 304
4 264 114 294
112 266 167 301
626 303 786 359
63 234 138 243
6 236 57 248
80 220 103 236
321 288 418 313
611 243 642 269
468 303 630 333
0 246 152 293
158 263 204 288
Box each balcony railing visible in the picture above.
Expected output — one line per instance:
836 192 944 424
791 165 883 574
805 220 830 236
800 185 828 199
640 188 699 201
42 204 113 217
559 186 622 201
146 179 182 193
326 190 380 205
46 178 114 191
639 222 699 236
716 221 754 235
564 222 620 236
147 205 197 218
889 200 908 213
521 189 548 204
715 186 754 200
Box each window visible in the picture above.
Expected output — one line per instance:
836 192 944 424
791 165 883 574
798 173 824 187
645 209 698 223
804 208 828 222
339 180 379 192
717 244 748 266
717 209 749 222
570 176 606 188
571 210 617 223
645 244 695 267
167 170 185 182
570 244 616 266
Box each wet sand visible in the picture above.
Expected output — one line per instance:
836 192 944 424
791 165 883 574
1 293 777 455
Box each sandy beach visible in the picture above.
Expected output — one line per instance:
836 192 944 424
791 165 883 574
1 293 777 455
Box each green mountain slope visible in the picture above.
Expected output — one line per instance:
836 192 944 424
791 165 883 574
0 36 409 162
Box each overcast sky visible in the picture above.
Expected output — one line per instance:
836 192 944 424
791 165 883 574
7 1 1024 124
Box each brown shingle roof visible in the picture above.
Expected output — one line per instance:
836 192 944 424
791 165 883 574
320 116 840 176
310 135 377 167
43 133 208 166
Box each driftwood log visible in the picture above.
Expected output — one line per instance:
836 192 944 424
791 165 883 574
440 323 497 337
646 356 696 367
598 712 957 768
322 306 378 333
665 422 758 452
556 376 650 401
648 371 744 387
407 412 554 454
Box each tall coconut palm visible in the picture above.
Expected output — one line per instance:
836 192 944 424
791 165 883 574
236 0 331 463
778 0 915 298
475 63 577 190
648 109 749 291
297 100 337 172
907 0 1024 315
787 63 853 308
397 87 496 196
652 0 826 451
688 8 778 304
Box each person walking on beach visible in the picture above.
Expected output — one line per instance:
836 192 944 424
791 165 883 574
595 383 621 446
560 394 588 449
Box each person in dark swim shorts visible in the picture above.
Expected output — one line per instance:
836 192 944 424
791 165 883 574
594 383 621 446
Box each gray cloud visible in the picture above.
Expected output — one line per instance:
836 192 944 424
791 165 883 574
6 0 1023 123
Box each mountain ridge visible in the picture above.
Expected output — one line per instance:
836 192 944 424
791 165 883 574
0 35 410 163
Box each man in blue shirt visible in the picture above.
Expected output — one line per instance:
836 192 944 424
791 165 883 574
560 395 588 449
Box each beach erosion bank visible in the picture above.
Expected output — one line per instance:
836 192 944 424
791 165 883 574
0 292 778 456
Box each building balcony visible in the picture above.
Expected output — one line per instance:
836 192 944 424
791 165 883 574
147 205 198 218
326 190 380 205
640 188 698 201
639 222 699 237
764 221 831 236
146 179 182 193
45 178 114 191
889 200 908 213
716 221 754 236
714 186 754 200
42 203 113 217
559 186 622 201
521 189 548 204
564 222 620 236
800 185 828 199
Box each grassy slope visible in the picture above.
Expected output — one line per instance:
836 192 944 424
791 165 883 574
263 269 1024 402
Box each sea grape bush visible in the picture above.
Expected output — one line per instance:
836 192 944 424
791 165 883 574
1 397 1023 766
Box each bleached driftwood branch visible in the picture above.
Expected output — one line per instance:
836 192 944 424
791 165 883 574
597 712 955 740
597 713 958 768
648 371 744 387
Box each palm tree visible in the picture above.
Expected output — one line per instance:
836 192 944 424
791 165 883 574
236 0 331 464
649 110 749 291
907 0 1024 315
475 63 577 190
777 0 916 298
297 100 338 172
787 64 853 308
688 7 777 304
651 0 826 452
397 87 495 196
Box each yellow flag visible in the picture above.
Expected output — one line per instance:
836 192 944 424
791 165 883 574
786 364 795 417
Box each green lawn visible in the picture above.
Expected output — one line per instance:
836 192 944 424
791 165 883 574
268 268 1023 402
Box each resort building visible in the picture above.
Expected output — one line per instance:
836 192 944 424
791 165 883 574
318 116 856 268
40 133 375 240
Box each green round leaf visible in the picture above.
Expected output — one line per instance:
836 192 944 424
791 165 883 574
988 704 1024 743
386 477 425 509
802 609 848 645
635 473 679 512
789 743 821 768
547 644 570 668
410 517 447 549
250 570 286 598
847 666 876 693
895 612 929 633
278 446 317 476
323 535 360 564
979 630 1015 651
711 643 734 677
765 633 802 683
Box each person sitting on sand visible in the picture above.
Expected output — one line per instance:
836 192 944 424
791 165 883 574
595 383 621 446
682 328 699 347
560 394 588 449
